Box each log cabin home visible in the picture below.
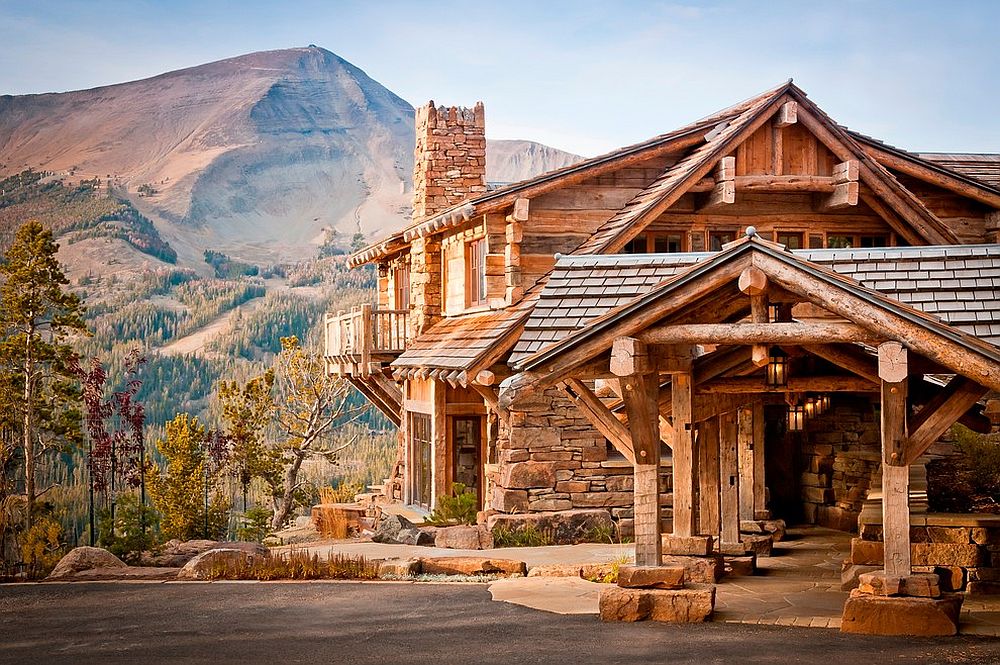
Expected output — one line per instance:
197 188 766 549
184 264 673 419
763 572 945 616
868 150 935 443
326 82 1000 589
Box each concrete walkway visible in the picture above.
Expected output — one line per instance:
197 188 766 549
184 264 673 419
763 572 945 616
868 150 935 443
288 540 633 568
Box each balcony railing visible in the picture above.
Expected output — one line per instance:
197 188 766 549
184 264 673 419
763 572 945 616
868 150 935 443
325 304 410 372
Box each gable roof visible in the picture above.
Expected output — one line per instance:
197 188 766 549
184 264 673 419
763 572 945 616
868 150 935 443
511 235 1000 395
350 82 999 268
511 243 1000 366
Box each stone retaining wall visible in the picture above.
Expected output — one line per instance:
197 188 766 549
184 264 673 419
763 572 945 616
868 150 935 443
491 386 672 538
853 517 1000 594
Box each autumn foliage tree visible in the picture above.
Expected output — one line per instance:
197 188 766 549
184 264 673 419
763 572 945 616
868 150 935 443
149 414 230 540
269 336 361 529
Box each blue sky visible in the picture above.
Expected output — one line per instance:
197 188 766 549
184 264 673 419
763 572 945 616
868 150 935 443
1 0 998 156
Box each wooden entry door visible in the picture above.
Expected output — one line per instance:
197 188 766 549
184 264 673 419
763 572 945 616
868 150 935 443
452 416 484 508
411 413 432 510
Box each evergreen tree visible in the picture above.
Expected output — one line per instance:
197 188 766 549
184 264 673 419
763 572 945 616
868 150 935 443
0 220 86 528
218 370 279 511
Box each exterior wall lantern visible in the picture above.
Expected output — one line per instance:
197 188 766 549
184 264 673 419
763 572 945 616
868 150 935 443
787 404 806 431
819 394 831 414
766 347 788 387
804 396 818 419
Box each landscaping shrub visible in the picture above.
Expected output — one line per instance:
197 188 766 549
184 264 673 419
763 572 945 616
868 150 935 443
928 425 1000 513
492 523 556 548
98 494 163 564
426 483 478 526
203 550 381 581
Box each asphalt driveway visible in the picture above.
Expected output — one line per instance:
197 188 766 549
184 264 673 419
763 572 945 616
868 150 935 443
1 581 998 664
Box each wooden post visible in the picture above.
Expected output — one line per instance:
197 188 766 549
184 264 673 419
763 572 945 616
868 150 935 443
359 303 373 377
431 378 449 511
719 410 741 546
737 405 755 521
752 401 767 519
698 418 720 538
618 338 661 567
672 371 697 538
879 341 910 578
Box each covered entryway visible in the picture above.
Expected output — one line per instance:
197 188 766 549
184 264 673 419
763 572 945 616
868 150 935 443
501 233 1000 631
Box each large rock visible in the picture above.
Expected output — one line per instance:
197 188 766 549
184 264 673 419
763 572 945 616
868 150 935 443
48 547 126 579
419 557 526 577
434 525 494 550
371 514 432 545
851 538 986 567
377 558 421 577
527 564 584 577
599 585 715 623
176 547 269 580
661 534 713 556
139 539 235 567
488 509 613 545
501 461 556 490
841 590 963 636
661 555 723 583
617 565 685 590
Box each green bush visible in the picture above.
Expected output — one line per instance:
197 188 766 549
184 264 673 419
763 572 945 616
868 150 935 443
426 483 478 526
98 494 162 564
236 507 273 543
492 523 556 548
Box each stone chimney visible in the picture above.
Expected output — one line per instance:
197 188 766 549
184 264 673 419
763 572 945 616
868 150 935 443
412 101 487 221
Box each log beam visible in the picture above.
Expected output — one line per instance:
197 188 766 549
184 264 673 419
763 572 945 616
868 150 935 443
805 344 879 384
904 376 989 464
698 418 721 538
563 379 636 465
639 322 882 346
879 342 910 578
737 404 755 521
620 345 662 566
825 159 860 210
719 410 741 546
775 101 797 128
698 375 877 393
703 156 735 209
672 371 697 539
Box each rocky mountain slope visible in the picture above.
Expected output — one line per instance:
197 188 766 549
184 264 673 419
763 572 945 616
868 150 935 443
0 47 581 267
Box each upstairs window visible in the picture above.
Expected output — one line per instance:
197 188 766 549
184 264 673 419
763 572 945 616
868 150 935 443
776 232 803 250
709 231 735 251
466 237 487 307
623 233 685 254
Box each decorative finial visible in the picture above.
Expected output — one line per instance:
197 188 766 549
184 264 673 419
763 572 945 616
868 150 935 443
554 253 563 260
746 226 757 238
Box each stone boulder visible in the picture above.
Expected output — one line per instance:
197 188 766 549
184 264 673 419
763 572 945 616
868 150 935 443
488 509 613 545
434 525 494 550
139 539 220 567
419 557 526 577
617 565 685 590
371 514 434 545
48 547 126 579
841 589 962 636
599 585 715 623
176 547 269 580
661 554 723 583
377 558 421 578
527 564 584 577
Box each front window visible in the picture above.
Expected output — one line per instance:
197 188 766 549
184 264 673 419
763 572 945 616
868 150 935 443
466 237 487 307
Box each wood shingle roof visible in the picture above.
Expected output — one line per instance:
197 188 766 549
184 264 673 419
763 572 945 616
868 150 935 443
510 243 1000 366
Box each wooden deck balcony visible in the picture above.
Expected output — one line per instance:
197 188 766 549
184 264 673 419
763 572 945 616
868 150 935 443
324 304 410 375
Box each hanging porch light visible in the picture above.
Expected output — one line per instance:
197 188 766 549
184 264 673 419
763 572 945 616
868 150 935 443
787 404 806 431
820 394 831 414
766 347 788 387
804 396 818 419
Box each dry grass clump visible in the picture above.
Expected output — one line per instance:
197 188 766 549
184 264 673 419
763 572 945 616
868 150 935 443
314 486 356 539
205 549 381 581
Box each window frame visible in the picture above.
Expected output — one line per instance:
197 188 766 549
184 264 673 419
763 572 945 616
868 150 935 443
465 237 488 308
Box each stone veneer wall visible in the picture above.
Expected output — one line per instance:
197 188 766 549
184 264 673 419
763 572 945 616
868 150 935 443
798 396 881 532
412 102 487 221
490 386 673 538
407 235 442 339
